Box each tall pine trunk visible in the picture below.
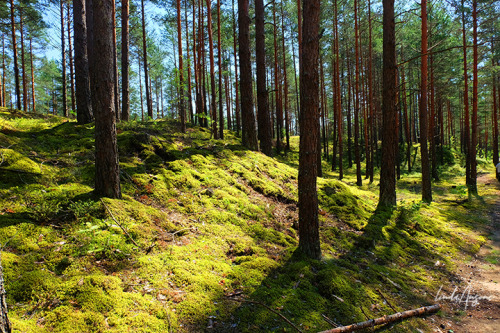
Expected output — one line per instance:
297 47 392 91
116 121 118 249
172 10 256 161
255 0 272 155
420 0 432 202
10 0 21 111
379 0 397 208
217 0 223 138
470 0 478 195
20 12 27 112
177 0 186 132
91 0 121 198
67 4 76 113
121 0 130 121
238 0 258 150
60 0 68 117
354 0 362 186
298 0 321 260
74 0 93 124
141 0 153 119
207 0 218 138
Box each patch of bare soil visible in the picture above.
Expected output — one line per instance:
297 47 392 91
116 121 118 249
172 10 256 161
441 174 500 333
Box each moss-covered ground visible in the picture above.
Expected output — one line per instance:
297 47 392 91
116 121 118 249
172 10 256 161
0 108 494 332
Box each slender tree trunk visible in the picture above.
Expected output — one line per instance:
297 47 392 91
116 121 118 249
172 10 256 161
420 0 432 202
139 54 144 121
111 0 119 120
0 37 4 107
429 54 438 180
354 0 362 186
232 0 240 133
67 3 76 113
273 2 283 154
334 0 343 179
185 0 193 124
91 0 121 198
20 12 27 112
29 37 35 113
462 0 472 190
470 0 478 194
255 0 272 155
238 0 258 150
368 0 375 182
347 55 353 168
74 0 93 124
493 45 499 165
402 63 411 172
61 0 68 117
177 0 186 132
121 0 130 121
281 0 290 151
298 0 321 260
10 0 21 111
207 0 218 138
141 0 152 119
217 0 224 138
0 255 11 333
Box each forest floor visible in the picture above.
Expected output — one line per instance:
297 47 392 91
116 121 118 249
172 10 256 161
1 108 499 332
442 174 500 332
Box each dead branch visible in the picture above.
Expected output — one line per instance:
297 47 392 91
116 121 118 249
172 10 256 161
376 289 397 313
317 304 441 333
226 297 303 333
100 199 141 248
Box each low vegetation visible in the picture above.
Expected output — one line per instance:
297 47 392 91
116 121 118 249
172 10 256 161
0 108 493 332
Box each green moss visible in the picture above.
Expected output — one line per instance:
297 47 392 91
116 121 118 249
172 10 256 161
0 148 41 174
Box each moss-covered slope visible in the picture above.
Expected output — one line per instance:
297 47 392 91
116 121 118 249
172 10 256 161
0 108 488 332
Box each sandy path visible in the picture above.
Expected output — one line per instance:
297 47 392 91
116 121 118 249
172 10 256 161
444 174 500 332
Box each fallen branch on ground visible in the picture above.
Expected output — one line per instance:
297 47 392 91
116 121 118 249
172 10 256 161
317 304 441 333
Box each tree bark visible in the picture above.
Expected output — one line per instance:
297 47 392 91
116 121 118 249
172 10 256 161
10 0 21 111
112 0 119 121
378 0 397 208
91 0 121 199
470 0 478 195
20 11 27 112
238 0 258 150
67 3 76 113
462 0 471 192
420 0 432 202
0 255 11 333
217 0 223 138
177 0 186 132
255 0 272 155
354 0 362 186
207 0 218 138
232 0 240 133
281 0 290 151
74 0 93 124
29 37 36 113
273 2 283 155
493 45 498 166
61 0 68 117
298 0 321 259
121 0 130 121
318 304 441 333
185 0 194 124
141 0 153 119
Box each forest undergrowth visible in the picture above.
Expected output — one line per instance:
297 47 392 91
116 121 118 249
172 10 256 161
0 108 495 332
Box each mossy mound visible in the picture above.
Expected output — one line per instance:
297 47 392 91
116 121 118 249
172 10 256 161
0 148 41 174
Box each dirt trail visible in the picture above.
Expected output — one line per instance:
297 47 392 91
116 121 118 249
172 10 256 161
444 174 500 333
